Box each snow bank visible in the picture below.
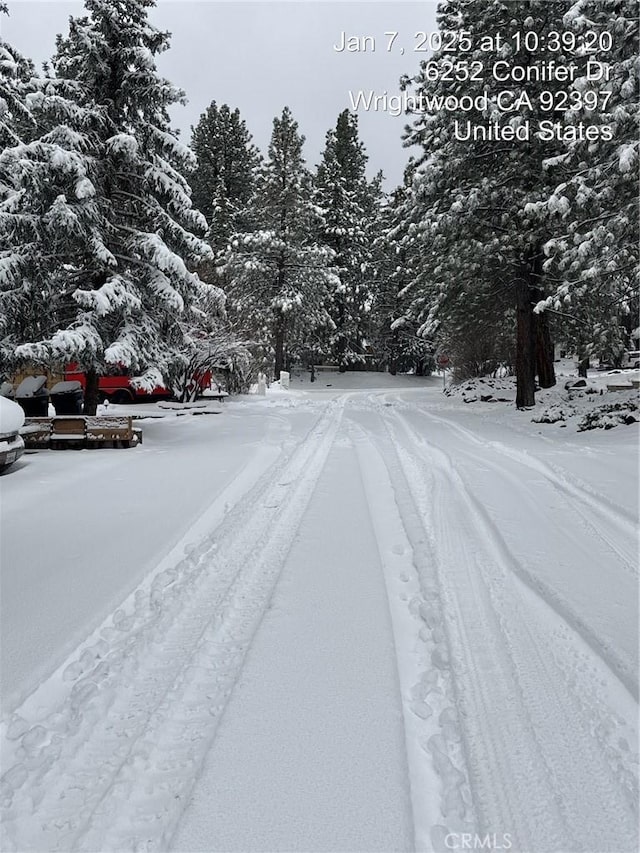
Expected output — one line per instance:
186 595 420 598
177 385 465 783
444 367 640 433
443 376 515 404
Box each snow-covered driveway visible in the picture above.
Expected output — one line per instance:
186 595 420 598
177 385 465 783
1 376 638 853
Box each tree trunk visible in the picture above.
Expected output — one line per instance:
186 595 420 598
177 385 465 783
338 337 347 372
534 303 556 388
336 300 347 371
515 274 536 409
578 357 590 378
84 368 100 415
530 249 555 388
274 324 284 381
274 256 286 381
388 332 398 375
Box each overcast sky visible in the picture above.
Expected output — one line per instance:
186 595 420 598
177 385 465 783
1 1 438 188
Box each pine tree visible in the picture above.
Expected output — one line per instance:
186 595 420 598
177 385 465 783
0 10 36 370
190 101 261 261
400 1 573 406
0 31 108 380
313 110 380 370
2 0 222 413
223 107 337 379
0 4 36 150
532 0 639 369
369 180 430 375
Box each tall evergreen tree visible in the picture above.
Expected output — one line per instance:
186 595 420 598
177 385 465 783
400 1 572 406
2 0 222 413
0 28 108 379
223 107 337 378
0 8 37 366
0 3 36 150
370 180 434 375
313 110 380 370
190 101 261 261
532 0 639 369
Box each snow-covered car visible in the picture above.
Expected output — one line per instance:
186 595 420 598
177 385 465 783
0 395 25 472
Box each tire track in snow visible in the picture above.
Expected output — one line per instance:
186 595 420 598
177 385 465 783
347 412 476 852
404 403 638 574
1 399 344 853
391 403 639 700
382 405 638 852
374 411 551 851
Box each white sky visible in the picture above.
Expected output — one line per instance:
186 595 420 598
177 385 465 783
2 1 439 187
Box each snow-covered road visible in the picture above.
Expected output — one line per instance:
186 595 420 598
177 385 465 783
1 376 638 852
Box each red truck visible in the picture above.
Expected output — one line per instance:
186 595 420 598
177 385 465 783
63 365 213 403
63 365 171 403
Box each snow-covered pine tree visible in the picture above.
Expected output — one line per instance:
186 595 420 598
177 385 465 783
313 110 380 370
369 179 434 375
532 0 639 370
0 10 38 369
369 189 403 374
4 0 223 413
0 4 35 149
0 23 110 380
223 107 337 379
190 101 261 262
400 1 572 406
394 156 516 381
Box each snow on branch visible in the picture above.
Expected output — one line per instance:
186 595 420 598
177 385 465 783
0 252 23 287
106 133 139 158
156 211 212 262
40 124 87 152
42 194 82 237
134 231 188 283
144 163 195 218
16 317 102 362
144 266 184 312
104 325 146 370
129 366 165 393
617 143 638 174
88 232 117 268
73 274 142 316
150 129 196 169
150 152 191 195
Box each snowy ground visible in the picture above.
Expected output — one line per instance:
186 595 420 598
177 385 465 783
0 369 638 853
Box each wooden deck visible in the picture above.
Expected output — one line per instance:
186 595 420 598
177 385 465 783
22 416 141 449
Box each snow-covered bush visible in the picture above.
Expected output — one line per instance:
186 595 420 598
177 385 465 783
532 404 576 424
444 376 515 404
167 321 254 402
577 399 639 432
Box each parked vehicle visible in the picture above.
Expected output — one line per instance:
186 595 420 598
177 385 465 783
63 364 173 404
63 365 214 403
0 396 25 471
6 365 214 408
621 350 640 369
